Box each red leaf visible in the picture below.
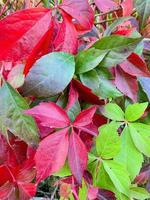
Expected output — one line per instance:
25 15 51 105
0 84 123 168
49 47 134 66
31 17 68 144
115 66 138 102
0 8 52 62
18 183 36 200
94 0 118 13
59 0 94 31
121 0 133 16
73 106 96 127
23 18 54 75
120 53 150 77
66 82 79 112
35 128 69 182
72 79 104 105
0 182 14 200
54 12 78 54
68 130 88 184
25 102 70 128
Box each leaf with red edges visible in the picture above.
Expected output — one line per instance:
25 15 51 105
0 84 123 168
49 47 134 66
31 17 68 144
54 12 78 54
68 130 88 185
25 102 70 128
59 0 94 31
35 128 69 182
94 0 118 13
115 66 138 102
120 53 150 77
73 106 96 127
0 8 52 63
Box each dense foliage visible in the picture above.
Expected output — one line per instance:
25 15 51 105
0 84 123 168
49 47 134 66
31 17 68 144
0 0 150 199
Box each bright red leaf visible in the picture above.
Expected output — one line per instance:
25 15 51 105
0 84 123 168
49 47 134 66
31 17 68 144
25 102 70 128
0 8 52 63
59 0 94 31
54 12 78 54
68 130 88 185
35 128 69 183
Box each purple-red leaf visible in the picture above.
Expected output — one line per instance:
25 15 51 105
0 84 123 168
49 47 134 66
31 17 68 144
59 0 94 31
66 82 79 112
73 106 96 127
94 0 118 13
35 128 69 183
120 53 150 77
68 130 88 184
25 102 70 128
115 66 138 102
0 8 52 62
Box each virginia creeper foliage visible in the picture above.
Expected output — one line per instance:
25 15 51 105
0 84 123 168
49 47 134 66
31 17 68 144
0 0 150 199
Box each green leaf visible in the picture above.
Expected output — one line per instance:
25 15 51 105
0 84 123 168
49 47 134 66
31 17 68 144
129 123 150 157
22 52 75 97
115 126 143 180
130 187 150 200
103 160 131 196
54 162 71 177
79 180 88 200
80 69 100 93
75 48 107 74
93 35 142 67
0 82 39 145
101 103 125 121
96 122 121 159
104 17 133 36
98 78 123 99
95 162 115 192
125 102 148 122
134 0 150 29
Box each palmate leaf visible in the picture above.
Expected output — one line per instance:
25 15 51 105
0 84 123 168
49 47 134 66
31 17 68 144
22 52 75 97
115 126 143 180
0 82 39 145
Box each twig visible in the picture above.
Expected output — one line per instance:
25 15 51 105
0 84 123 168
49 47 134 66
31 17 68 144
95 7 121 17
95 18 115 25
35 0 42 7
0 0 10 17
50 185 58 200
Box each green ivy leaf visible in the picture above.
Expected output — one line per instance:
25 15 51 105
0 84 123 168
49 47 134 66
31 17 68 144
22 52 75 97
0 82 39 145
101 103 125 121
96 122 121 159
103 160 131 196
54 162 71 177
125 102 148 122
130 186 150 200
115 126 143 180
79 180 88 200
75 48 107 74
129 123 150 157
93 35 142 67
